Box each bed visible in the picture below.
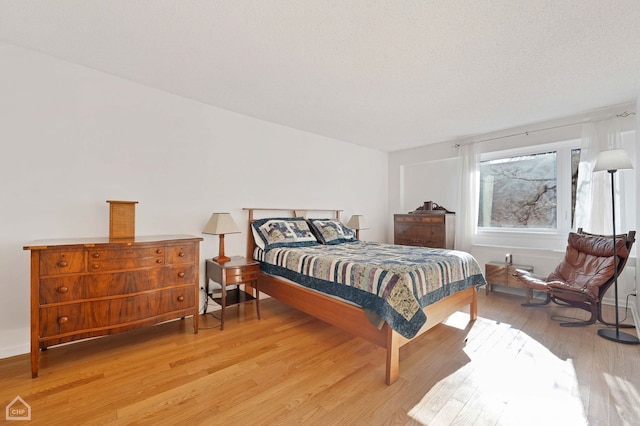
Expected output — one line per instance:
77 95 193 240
244 208 485 385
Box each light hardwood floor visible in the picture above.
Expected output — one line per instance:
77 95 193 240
1 291 639 425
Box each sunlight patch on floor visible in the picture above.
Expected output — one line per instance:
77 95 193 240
442 311 472 330
604 372 640 421
408 317 589 425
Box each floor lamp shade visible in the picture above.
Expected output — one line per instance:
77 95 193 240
592 149 639 345
203 213 240 263
593 148 633 172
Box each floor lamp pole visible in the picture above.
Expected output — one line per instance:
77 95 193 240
597 170 640 344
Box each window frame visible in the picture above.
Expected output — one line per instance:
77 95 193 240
474 139 581 250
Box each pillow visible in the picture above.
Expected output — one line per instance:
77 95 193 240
307 219 356 245
251 217 319 250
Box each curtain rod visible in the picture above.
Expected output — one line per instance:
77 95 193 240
454 111 635 148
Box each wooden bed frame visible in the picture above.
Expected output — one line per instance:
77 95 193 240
244 208 478 385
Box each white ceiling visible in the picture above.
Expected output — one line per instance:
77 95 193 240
1 1 640 152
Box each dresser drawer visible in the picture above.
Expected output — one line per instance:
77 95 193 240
88 256 165 272
39 269 163 304
88 247 164 261
164 265 196 285
224 264 259 284
39 250 85 275
39 287 195 338
167 244 196 264
395 215 444 223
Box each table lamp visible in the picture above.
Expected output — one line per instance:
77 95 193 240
347 215 369 240
203 213 240 263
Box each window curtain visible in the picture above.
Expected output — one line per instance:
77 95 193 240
455 142 480 252
574 117 628 235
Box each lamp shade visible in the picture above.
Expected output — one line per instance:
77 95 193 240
347 214 369 230
593 149 633 172
202 213 240 235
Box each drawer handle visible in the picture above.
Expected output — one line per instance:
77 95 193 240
57 261 68 267
58 316 69 324
92 253 100 258
92 264 100 269
156 259 163 264
177 272 185 278
177 296 184 302
178 252 185 257
57 286 69 294
156 249 163 254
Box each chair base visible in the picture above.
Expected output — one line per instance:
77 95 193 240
522 295 638 328
597 328 640 345
521 293 551 307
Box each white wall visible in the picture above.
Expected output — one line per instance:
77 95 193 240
0 43 389 358
389 105 638 311
402 158 460 214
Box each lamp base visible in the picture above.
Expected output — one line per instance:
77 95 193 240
597 328 640 345
213 255 231 264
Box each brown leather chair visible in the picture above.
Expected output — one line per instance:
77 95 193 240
514 228 636 327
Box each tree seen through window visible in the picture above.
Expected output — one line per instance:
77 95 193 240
479 152 557 228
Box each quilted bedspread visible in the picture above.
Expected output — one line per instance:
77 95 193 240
255 241 486 338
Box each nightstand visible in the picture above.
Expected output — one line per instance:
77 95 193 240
205 257 260 330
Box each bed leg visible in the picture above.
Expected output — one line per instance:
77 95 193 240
470 286 478 321
385 329 400 385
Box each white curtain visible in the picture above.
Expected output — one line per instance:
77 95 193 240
455 142 480 252
574 117 627 235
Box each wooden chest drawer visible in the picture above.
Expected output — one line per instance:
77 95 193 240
88 256 165 271
87 246 166 271
224 264 259 284
395 215 445 223
39 269 163 304
167 244 196 264
88 247 164 261
39 250 85 275
164 265 196 285
39 287 195 339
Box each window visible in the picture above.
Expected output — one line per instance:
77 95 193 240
479 151 558 229
477 140 581 242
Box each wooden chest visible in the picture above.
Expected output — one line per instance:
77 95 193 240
393 213 455 249
24 235 202 377
484 262 534 295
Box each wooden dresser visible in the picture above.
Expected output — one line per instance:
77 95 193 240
24 235 202 378
394 212 455 249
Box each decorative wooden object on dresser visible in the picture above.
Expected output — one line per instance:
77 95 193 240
394 212 455 249
24 235 202 378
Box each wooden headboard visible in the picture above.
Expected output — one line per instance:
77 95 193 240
242 208 342 260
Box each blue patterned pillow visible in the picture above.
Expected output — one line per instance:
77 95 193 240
307 219 356 245
251 217 319 250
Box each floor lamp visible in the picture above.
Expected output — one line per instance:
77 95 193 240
593 148 640 345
